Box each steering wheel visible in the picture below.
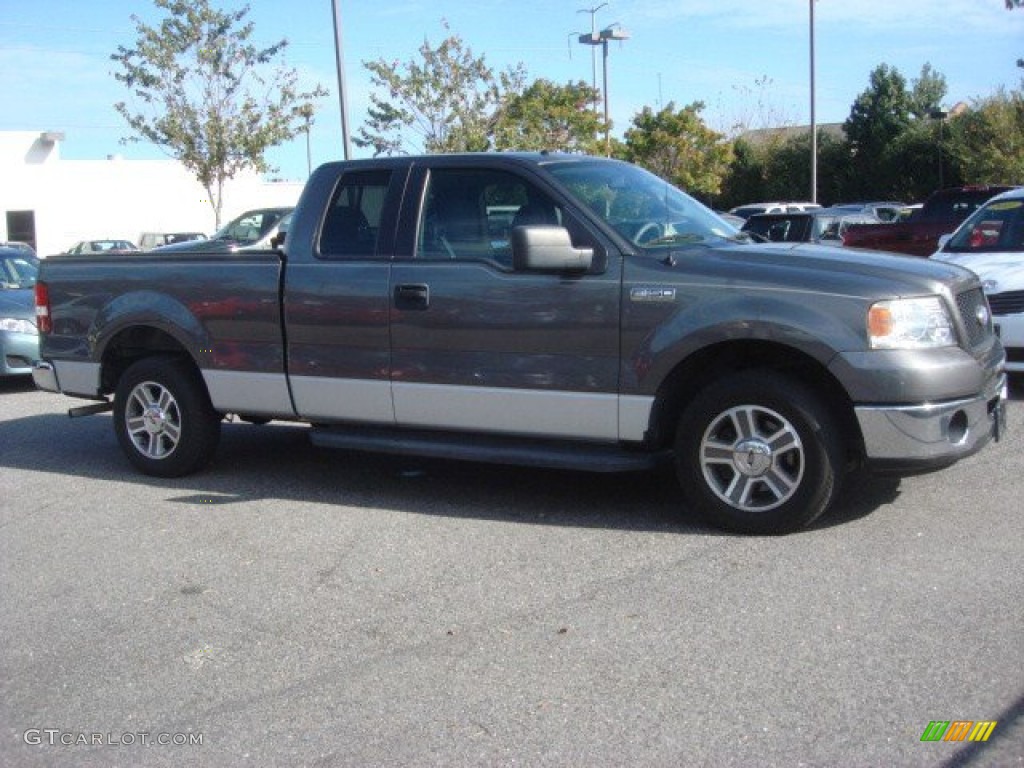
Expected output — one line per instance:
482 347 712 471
632 221 664 245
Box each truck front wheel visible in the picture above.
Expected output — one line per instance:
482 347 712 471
113 356 221 477
674 371 843 534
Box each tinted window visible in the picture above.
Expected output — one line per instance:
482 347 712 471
319 170 392 258
416 168 563 269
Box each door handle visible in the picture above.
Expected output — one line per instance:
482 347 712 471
394 283 430 310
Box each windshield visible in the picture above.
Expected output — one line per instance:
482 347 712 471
945 197 1024 254
212 210 287 245
1 254 39 289
544 159 744 248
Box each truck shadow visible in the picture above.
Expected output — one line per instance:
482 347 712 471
0 407 900 535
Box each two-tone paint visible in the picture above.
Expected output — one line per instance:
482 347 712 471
34 153 1006 469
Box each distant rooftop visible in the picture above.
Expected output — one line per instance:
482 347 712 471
738 123 845 147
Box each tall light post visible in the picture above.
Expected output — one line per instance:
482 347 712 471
578 23 629 156
577 4 608 117
809 0 817 203
930 109 949 189
331 0 352 160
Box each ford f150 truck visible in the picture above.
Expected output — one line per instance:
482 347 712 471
842 184 1016 257
32 153 1008 534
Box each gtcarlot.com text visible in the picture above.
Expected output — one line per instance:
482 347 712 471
23 729 203 747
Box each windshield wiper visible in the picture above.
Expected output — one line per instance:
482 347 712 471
644 233 705 246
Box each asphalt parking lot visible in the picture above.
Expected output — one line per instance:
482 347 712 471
1 376 1022 767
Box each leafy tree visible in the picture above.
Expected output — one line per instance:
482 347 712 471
492 79 604 153
718 138 769 208
910 63 948 119
622 102 734 200
356 25 525 155
843 64 914 197
950 85 1024 184
111 0 326 228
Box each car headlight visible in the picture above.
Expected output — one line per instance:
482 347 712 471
0 317 37 335
868 297 955 349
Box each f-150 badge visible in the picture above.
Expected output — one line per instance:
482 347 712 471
630 286 677 303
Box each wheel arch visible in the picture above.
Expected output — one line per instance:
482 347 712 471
646 339 864 465
99 325 199 396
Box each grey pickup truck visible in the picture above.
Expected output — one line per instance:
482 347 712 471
32 153 1008 534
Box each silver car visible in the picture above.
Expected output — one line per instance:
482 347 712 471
0 248 40 377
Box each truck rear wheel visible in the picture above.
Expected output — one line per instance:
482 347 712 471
113 356 221 477
674 370 843 534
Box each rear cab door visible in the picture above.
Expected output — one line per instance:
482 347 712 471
284 161 409 423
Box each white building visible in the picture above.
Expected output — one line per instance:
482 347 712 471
0 131 304 257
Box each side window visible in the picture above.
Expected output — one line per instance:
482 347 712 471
416 168 562 268
319 170 392 258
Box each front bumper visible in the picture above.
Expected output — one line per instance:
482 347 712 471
1 330 40 377
994 312 1023 373
855 371 1008 471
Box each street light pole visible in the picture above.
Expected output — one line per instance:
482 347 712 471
930 109 949 189
331 0 352 160
578 24 629 157
577 4 608 117
809 0 817 203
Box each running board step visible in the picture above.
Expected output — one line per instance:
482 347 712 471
309 425 669 473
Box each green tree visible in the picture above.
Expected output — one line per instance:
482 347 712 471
843 64 914 197
910 63 948 119
622 102 734 200
950 86 1024 184
492 79 604 153
356 25 525 155
111 0 326 227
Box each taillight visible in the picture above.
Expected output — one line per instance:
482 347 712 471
35 281 52 334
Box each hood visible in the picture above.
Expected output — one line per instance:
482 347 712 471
931 250 1024 293
697 241 977 299
0 288 35 321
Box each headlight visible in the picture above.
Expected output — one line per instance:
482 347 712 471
0 317 37 335
868 297 955 349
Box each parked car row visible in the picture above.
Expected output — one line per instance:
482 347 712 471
56 207 293 258
740 209 881 245
842 185 1016 256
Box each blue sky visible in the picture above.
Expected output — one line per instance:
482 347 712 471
2 0 1022 181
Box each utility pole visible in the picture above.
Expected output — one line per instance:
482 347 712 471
331 0 352 160
809 0 817 203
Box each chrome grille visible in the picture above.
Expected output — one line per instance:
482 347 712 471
987 290 1024 316
955 288 992 349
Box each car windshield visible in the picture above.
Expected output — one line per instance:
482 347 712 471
1 254 39 289
212 211 285 245
544 159 745 248
945 197 1024 254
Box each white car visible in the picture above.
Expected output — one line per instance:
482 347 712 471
932 188 1024 373
728 201 822 220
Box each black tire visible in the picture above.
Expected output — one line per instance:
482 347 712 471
674 370 844 535
113 356 221 477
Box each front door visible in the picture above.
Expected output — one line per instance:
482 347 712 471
389 164 622 441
